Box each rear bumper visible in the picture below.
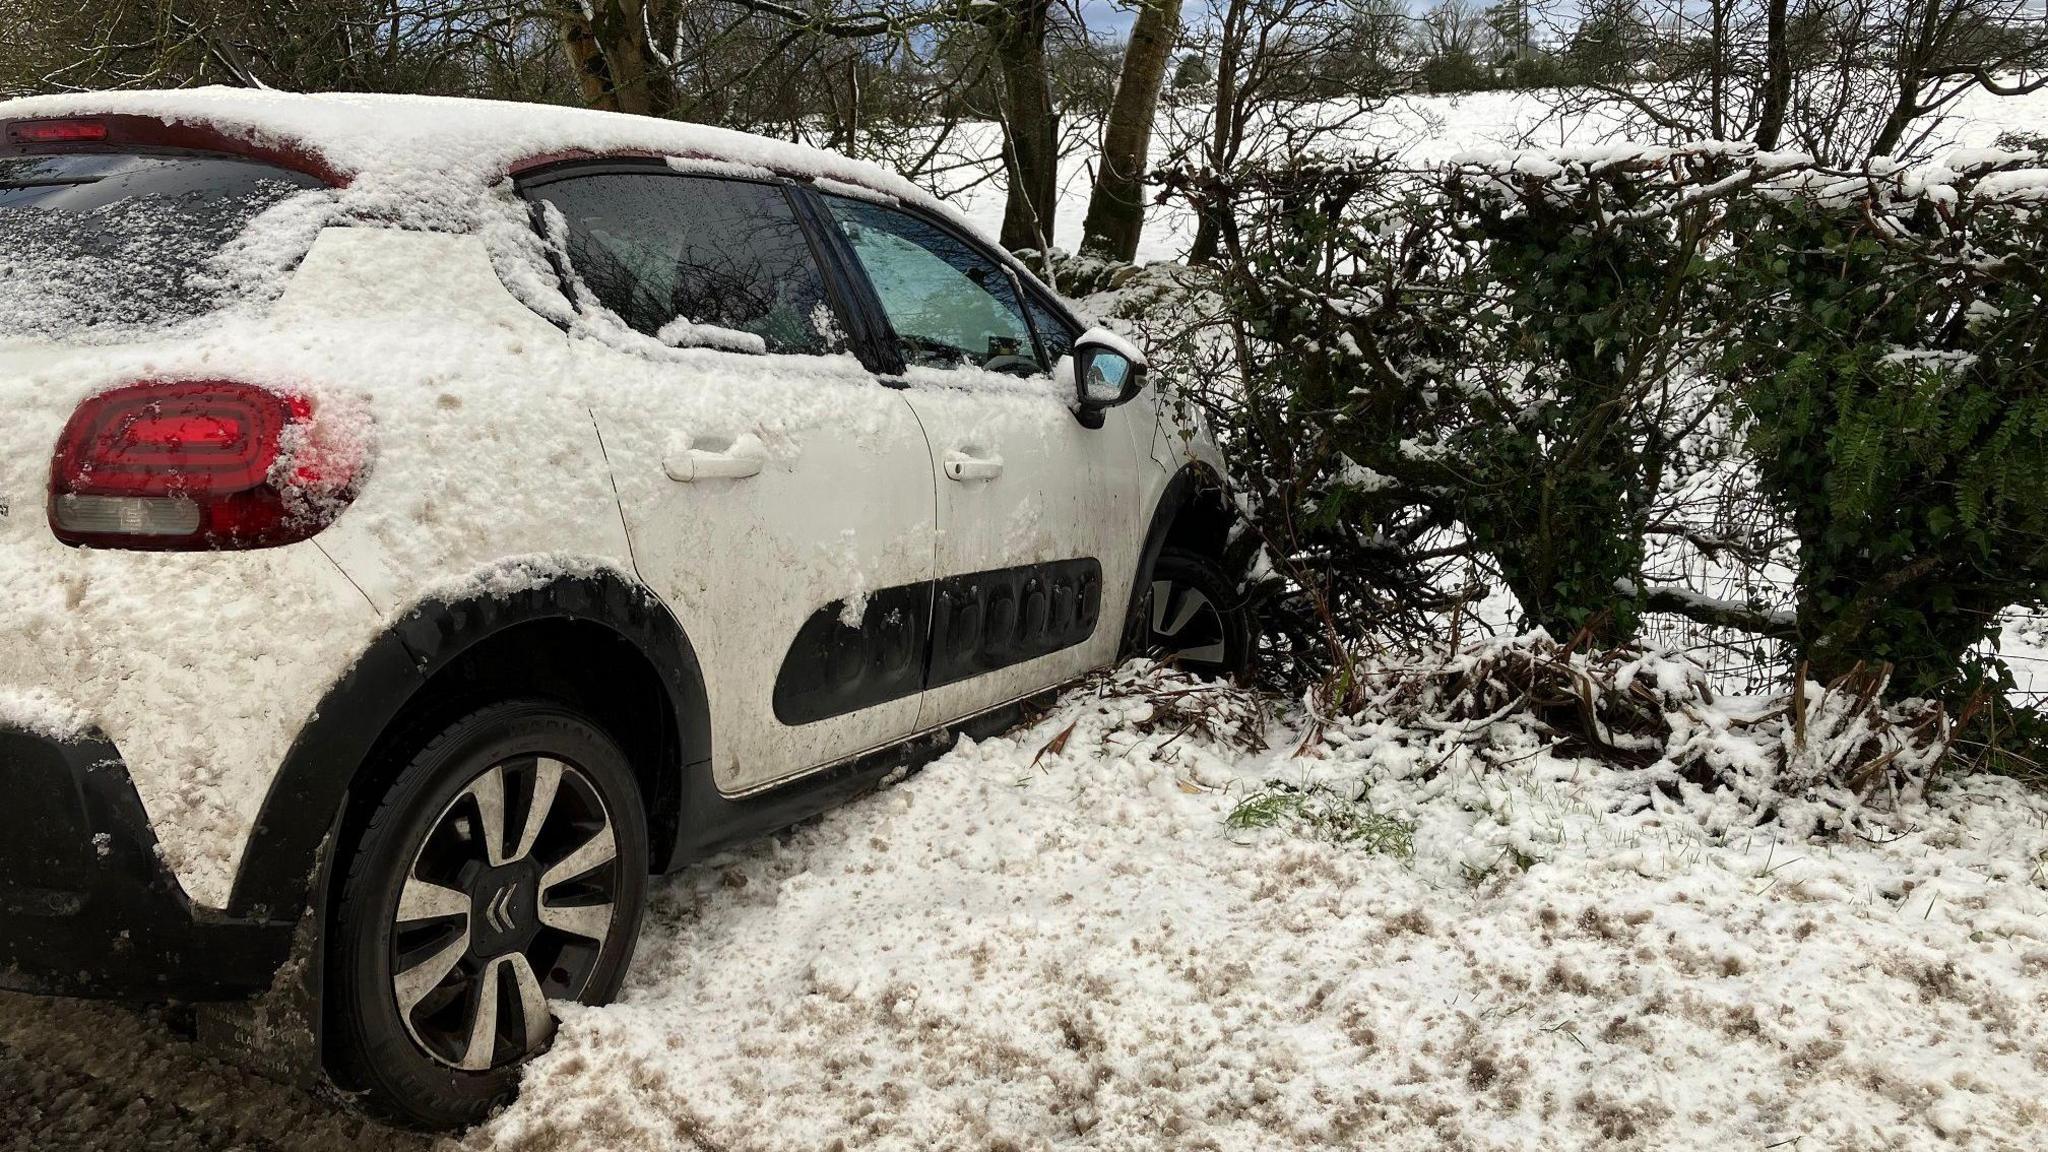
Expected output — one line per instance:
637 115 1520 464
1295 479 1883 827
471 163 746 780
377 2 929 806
0 726 293 1001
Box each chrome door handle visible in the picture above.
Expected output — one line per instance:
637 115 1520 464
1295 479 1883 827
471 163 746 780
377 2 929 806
944 452 1004 482
665 448 764 482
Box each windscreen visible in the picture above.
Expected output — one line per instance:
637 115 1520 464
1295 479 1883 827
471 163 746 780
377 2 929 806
0 151 327 341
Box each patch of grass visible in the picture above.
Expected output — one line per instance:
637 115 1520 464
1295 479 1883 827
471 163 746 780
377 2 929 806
1226 781 1416 858
1223 787 1301 830
1461 845 1538 887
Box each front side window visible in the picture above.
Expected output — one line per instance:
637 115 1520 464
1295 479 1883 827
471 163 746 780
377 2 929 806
823 195 1043 376
1023 293 1076 368
526 172 837 355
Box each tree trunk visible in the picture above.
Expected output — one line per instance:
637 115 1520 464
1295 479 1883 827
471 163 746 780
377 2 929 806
1869 85 1921 158
1870 0 1941 159
1754 0 1790 149
556 1 619 110
555 0 680 118
1080 0 1182 262
1188 0 1247 265
991 0 1060 255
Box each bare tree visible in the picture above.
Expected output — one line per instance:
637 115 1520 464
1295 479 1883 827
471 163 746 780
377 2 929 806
1421 0 1489 56
0 1 581 98
1081 0 1184 261
1537 0 2048 162
1866 0 2048 155
1173 0 1396 263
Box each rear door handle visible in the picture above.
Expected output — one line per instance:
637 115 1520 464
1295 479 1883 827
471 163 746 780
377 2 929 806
665 445 765 483
944 451 1004 482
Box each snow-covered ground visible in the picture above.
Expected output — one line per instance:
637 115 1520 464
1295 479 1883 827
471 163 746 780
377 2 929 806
470 662 2048 1152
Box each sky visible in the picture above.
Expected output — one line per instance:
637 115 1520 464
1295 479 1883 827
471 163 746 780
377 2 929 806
1078 0 1141 37
1073 0 1440 41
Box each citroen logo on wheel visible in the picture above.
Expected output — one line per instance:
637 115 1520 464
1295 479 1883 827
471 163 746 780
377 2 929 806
487 882 520 935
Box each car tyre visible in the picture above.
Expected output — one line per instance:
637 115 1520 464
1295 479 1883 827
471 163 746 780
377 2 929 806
1143 546 1255 680
329 700 648 1129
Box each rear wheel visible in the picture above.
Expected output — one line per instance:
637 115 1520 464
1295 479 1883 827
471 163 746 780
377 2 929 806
329 701 648 1129
1142 547 1254 680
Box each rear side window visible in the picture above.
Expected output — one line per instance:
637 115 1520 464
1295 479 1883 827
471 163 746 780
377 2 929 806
0 152 326 340
525 173 838 355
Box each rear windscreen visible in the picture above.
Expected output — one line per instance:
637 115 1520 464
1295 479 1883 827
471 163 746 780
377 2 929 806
0 152 327 340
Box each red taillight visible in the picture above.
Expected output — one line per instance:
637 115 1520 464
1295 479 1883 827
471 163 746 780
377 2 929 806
48 381 364 551
9 118 109 144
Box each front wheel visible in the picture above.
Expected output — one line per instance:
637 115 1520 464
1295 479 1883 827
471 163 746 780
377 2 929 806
329 701 649 1129
1141 546 1255 680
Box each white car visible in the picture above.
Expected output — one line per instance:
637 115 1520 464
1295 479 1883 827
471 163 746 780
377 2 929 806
0 90 1247 1127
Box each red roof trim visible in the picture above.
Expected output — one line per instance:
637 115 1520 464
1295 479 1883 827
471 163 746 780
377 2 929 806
0 114 349 187
507 146 846 187
507 146 671 177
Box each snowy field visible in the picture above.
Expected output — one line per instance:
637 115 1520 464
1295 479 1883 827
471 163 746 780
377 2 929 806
936 85 2048 266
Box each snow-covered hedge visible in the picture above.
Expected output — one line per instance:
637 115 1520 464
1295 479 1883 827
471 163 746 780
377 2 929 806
1137 144 2048 748
1726 152 2048 709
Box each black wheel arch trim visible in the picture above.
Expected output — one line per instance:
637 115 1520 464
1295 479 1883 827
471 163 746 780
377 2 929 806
228 567 713 924
1121 462 1232 658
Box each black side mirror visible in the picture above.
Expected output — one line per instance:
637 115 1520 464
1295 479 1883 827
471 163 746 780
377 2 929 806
1072 328 1148 426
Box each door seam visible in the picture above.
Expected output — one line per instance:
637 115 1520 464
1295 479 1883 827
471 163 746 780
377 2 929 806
899 393 944 733
587 407 640 576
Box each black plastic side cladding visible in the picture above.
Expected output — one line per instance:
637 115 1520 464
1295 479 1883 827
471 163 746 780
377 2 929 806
772 559 1102 728
928 559 1101 689
0 728 290 1000
772 582 932 726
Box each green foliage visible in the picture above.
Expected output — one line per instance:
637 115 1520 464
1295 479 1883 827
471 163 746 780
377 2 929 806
1226 781 1416 856
1419 51 1493 94
1561 0 1656 84
1434 161 1732 641
1169 52 1215 100
1156 148 2048 726
1725 165 2048 700
1503 53 1570 91
1162 151 1743 662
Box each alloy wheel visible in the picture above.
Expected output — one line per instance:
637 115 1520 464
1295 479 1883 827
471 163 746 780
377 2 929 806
389 755 619 1071
1149 578 1230 666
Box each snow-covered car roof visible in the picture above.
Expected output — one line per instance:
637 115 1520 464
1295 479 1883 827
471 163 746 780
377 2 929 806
0 88 946 220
